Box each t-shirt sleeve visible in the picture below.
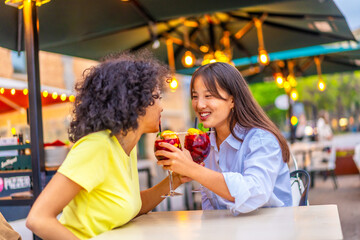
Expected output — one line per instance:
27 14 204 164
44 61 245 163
58 136 109 192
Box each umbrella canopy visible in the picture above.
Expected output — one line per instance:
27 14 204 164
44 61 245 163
235 39 360 83
0 78 74 114
0 0 355 72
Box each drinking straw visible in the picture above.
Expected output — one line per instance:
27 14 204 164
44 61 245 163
159 120 162 132
194 117 198 129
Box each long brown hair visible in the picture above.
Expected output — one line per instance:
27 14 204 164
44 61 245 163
190 62 289 163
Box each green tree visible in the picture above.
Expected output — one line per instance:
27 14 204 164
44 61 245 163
249 81 288 130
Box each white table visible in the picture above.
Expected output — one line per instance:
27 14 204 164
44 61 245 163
92 205 343 240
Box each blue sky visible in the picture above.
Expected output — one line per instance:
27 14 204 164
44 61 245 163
334 0 360 30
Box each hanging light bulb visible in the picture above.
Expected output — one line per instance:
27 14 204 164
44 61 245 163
254 17 270 65
200 45 209 53
290 116 298 126
287 74 297 87
290 88 299 101
202 53 215 65
258 48 270 65
314 56 326 92
274 73 284 88
169 77 178 91
283 81 291 93
181 51 196 68
318 78 326 91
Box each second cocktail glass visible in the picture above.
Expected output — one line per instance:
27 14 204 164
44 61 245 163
184 128 210 192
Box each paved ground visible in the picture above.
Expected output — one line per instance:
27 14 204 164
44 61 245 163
309 174 360 240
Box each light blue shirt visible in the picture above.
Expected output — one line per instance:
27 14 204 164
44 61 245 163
201 125 292 215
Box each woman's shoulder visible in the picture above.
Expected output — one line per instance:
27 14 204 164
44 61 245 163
72 130 112 149
244 128 278 144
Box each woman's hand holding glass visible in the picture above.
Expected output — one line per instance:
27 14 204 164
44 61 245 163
154 131 193 197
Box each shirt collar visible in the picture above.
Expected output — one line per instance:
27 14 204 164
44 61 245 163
210 124 247 150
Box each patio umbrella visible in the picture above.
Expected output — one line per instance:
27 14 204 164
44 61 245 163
0 0 355 71
235 39 360 83
0 0 355 211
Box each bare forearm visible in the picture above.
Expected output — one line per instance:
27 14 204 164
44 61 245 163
138 175 181 215
27 217 79 240
189 164 235 202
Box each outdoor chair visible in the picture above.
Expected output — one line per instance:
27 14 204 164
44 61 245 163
290 169 311 206
307 146 338 189
289 151 311 206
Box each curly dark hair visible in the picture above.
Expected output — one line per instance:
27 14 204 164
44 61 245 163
69 51 170 142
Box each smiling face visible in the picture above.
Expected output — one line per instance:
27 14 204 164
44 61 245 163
191 76 234 133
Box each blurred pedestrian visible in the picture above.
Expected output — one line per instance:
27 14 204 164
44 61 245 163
316 110 333 142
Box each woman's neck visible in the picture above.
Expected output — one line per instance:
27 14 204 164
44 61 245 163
215 124 231 149
115 130 142 156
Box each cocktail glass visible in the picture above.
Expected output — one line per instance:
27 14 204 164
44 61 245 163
184 129 210 192
154 131 182 197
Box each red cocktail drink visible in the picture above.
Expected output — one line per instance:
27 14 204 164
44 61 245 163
154 137 181 160
154 130 182 197
185 129 210 164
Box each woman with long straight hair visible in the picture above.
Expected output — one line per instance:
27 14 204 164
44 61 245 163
156 62 292 215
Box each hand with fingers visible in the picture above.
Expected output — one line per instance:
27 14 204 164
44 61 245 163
155 141 200 177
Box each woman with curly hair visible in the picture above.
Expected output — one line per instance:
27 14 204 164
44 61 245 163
26 52 185 239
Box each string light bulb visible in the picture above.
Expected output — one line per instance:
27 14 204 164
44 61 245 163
274 73 284 88
169 77 178 91
60 94 67 101
69 95 76 102
314 56 326 92
290 116 298 126
181 51 196 68
287 74 297 87
318 78 326 91
258 49 270 65
42 90 48 98
52 92 58 99
283 81 291 93
290 88 299 101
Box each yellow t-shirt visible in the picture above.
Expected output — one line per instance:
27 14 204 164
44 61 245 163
58 130 141 239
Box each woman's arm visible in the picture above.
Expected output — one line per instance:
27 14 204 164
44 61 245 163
26 173 82 240
137 171 192 215
155 142 235 202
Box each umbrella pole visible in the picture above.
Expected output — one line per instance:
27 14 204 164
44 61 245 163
23 0 45 208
